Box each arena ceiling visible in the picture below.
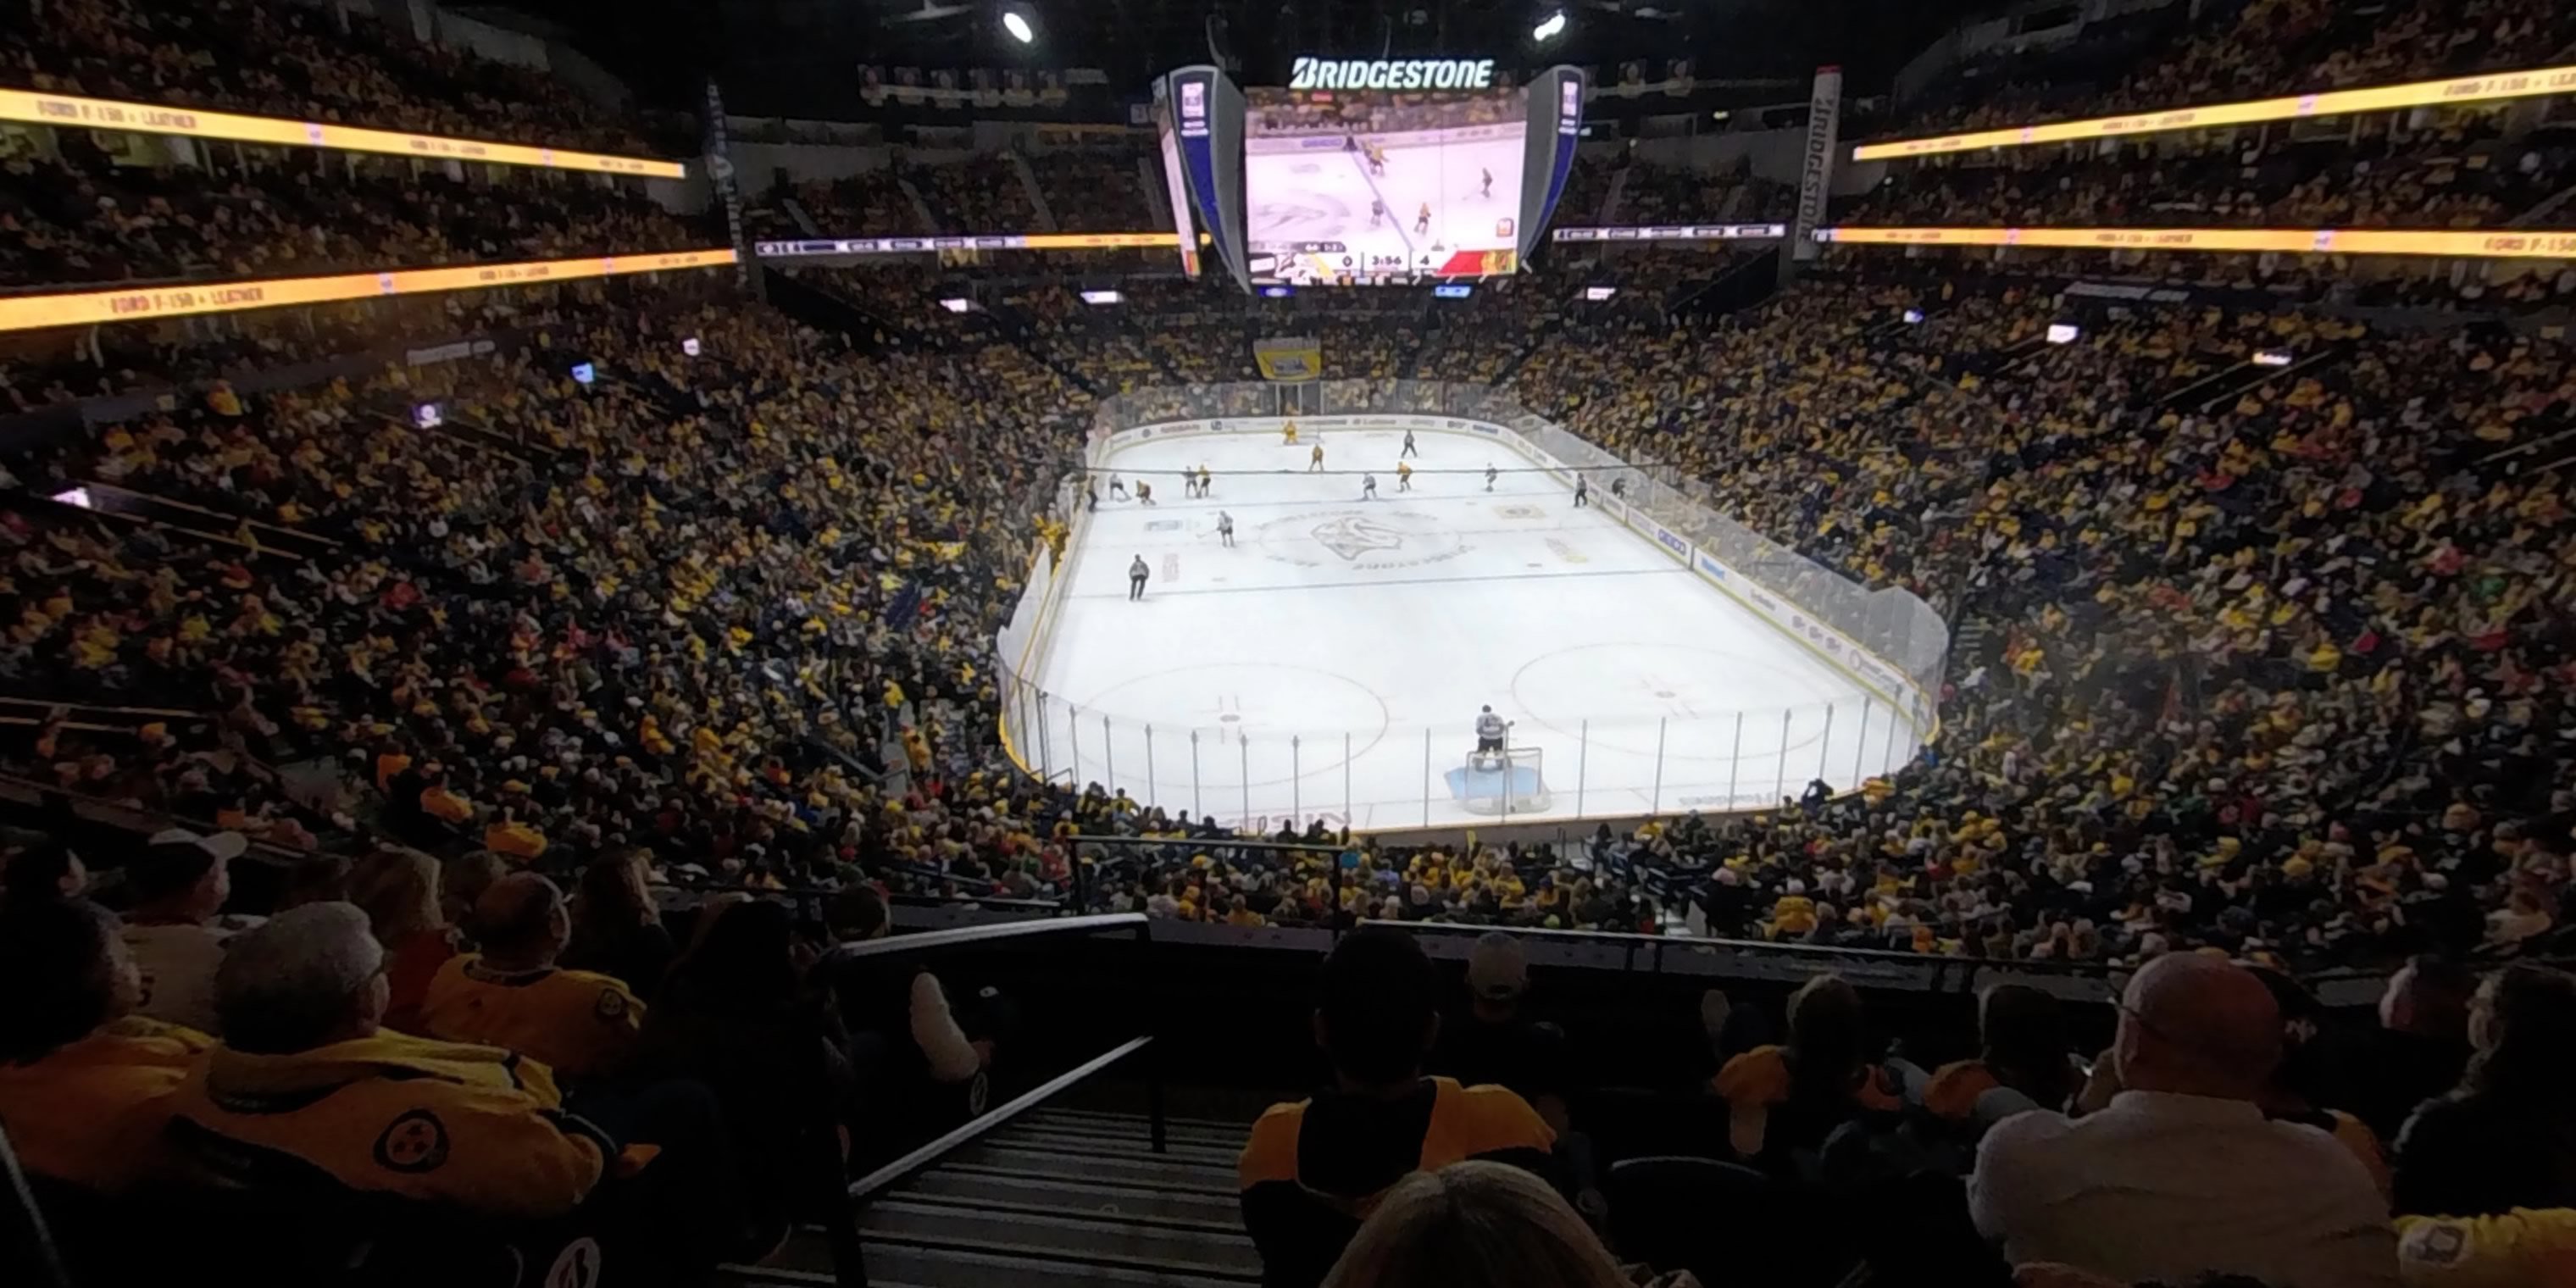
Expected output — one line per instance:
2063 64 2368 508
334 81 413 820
529 0 2001 120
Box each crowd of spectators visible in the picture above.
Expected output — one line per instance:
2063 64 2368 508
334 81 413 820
5 0 662 157
2 130 698 289
1848 108 2576 231
1024 144 1161 232
1882 0 2576 142
912 154 1039 233
1233 923 2576 1288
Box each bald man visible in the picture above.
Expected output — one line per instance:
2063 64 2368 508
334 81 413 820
419 873 645 1080
1968 955 2400 1287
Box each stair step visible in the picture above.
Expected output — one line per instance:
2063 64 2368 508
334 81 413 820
900 1168 1246 1228
1025 1108 1250 1141
863 1200 1260 1276
987 1128 1240 1165
761 1226 1258 1287
941 1144 1238 1194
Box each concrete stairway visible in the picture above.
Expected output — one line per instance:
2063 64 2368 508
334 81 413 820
723 1108 1258 1288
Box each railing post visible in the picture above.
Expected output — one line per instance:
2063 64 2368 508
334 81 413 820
1853 697 1872 785
1777 708 1793 808
1191 730 1202 819
1344 732 1352 834
1069 703 1083 788
1145 724 1157 812
1240 734 1251 830
1291 736 1302 829
1651 716 1667 814
1035 687 1053 781
1817 702 1835 785
1104 715 1118 797
1576 718 1588 816
1729 711 1744 809
1423 726 1433 826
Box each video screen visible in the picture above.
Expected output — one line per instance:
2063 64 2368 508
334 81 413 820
1243 85 1526 286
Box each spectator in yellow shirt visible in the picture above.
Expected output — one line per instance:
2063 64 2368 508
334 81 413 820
0 897 208 1193
421 873 647 1080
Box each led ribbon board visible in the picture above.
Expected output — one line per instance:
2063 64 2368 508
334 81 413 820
1814 226 2576 259
754 233 1191 257
0 248 738 334
1552 224 1788 242
1851 64 2576 161
0 87 686 177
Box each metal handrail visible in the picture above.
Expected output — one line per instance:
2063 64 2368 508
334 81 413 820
847 1035 1155 1201
821 911 1150 962
801 910 1161 1288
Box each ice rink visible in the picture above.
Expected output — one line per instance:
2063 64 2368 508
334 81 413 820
1019 425 1926 832
1245 132 1525 280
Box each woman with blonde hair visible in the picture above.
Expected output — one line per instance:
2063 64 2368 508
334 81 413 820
1320 1161 1630 1288
347 847 457 1035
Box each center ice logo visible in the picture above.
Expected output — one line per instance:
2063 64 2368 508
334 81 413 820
1261 509 1469 571
1313 515 1407 561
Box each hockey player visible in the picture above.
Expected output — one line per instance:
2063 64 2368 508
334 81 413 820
1480 167 1493 199
1573 475 1590 508
1370 198 1386 228
1135 480 1155 506
1361 472 1378 500
1474 705 1510 756
1415 201 1433 235
1309 442 1325 473
1086 481 1100 511
1396 460 1413 491
1611 476 1628 502
1367 143 1386 177
1400 429 1418 458
1128 555 1150 601
1281 419 1299 446
1485 464 1498 492
1197 464 1213 496
1216 510 1235 547
1108 474 1129 501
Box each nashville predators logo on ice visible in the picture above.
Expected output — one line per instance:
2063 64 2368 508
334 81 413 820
1263 509 1468 571
1313 515 1406 561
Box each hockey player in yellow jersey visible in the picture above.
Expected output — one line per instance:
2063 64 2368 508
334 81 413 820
1396 460 1414 491
1281 419 1299 445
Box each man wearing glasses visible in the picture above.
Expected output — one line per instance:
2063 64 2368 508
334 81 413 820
1968 953 2401 1287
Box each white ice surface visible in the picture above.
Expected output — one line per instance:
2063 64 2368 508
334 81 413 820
1245 133 1526 280
1030 426 1920 832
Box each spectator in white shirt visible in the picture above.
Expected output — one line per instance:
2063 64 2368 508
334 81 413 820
118 830 259 1036
1968 953 2401 1288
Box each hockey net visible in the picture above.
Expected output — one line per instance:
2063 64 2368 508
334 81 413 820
1454 746 1552 817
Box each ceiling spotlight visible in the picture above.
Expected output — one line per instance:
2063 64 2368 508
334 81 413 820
1002 9 1034 42
1533 11 1566 42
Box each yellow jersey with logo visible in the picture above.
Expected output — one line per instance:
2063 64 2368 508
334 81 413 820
164 1030 605 1219
0 1016 208 1192
419 955 645 1080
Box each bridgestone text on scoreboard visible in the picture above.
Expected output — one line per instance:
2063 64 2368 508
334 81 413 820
1286 58 1499 92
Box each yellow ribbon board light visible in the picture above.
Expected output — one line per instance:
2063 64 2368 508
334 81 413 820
0 249 739 334
1814 226 2576 259
0 87 686 178
1852 64 2576 161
